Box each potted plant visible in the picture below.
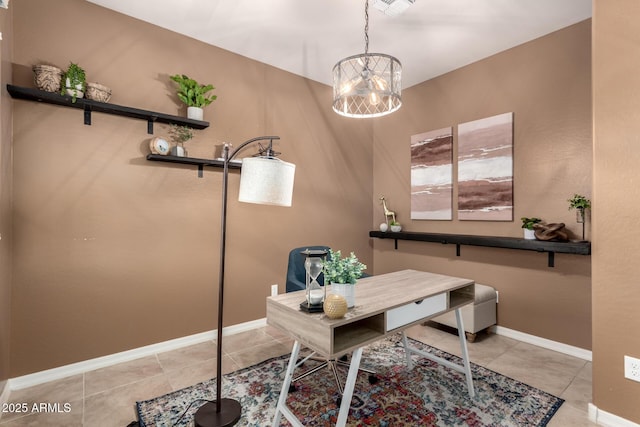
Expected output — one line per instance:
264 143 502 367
60 62 86 103
168 124 194 157
169 74 217 120
521 217 542 240
389 220 402 232
568 194 591 240
323 249 366 308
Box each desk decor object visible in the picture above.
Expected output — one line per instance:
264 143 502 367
322 249 366 308
299 249 328 313
323 293 348 319
193 136 295 427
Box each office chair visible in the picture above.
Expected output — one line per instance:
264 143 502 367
285 246 377 400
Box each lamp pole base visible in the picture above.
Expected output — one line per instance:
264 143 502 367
194 399 242 427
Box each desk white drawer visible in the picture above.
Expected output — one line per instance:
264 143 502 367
386 293 447 331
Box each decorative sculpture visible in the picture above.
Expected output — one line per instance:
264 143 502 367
379 196 396 225
533 222 569 241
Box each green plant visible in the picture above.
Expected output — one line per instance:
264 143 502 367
169 74 217 108
521 217 542 230
568 194 591 211
389 220 400 226
323 249 366 285
168 124 194 144
61 62 86 103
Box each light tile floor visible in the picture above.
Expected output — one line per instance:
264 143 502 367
0 324 596 426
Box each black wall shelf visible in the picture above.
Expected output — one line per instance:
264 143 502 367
7 84 209 134
369 230 591 267
146 154 241 177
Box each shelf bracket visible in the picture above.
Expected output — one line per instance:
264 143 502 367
394 239 398 250
83 105 92 126
456 244 461 257
548 252 555 268
147 117 157 134
198 165 204 178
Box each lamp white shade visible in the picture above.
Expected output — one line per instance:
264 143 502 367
238 157 296 207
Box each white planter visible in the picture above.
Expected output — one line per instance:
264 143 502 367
187 106 204 121
65 78 84 100
331 283 355 308
170 145 185 157
390 225 402 232
523 228 536 240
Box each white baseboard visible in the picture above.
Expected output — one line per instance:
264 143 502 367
589 403 640 427
9 318 267 391
493 325 592 361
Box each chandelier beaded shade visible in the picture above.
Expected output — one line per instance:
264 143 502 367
332 0 402 118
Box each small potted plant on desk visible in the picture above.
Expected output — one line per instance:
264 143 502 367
168 124 194 157
568 194 591 241
169 74 217 121
521 217 542 240
323 249 366 308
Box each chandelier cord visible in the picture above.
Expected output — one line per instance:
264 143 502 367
364 0 370 66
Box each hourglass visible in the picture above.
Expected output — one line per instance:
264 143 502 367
299 249 327 312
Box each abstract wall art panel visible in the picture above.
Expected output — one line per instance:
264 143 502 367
457 112 513 221
411 127 453 220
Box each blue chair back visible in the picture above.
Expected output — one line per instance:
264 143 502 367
285 246 330 293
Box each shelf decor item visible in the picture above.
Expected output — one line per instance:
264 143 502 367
32 64 63 93
85 82 112 103
169 74 217 120
521 217 542 240
323 249 366 308
168 124 194 157
390 220 402 232
149 137 170 156
61 62 86 103
568 193 591 241
193 136 295 427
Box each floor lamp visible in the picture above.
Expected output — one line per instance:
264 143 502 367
194 136 296 427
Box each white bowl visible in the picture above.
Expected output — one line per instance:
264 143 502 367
390 225 402 232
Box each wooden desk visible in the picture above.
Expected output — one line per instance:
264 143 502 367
267 269 476 427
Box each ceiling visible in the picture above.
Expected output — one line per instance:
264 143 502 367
86 0 592 89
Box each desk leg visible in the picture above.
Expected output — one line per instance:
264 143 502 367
400 309 475 398
335 347 363 427
272 340 303 427
455 308 475 398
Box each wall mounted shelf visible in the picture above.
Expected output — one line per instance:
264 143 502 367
146 154 241 178
6 84 209 134
369 230 591 267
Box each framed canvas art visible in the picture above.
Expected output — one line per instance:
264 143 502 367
457 113 513 221
411 127 453 220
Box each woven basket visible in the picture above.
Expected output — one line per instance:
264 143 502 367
85 82 112 103
33 64 63 93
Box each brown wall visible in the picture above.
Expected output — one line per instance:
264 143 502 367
0 4 13 388
372 21 593 349
592 0 640 422
9 0 373 376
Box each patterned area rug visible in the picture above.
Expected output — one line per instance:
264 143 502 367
136 334 563 426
